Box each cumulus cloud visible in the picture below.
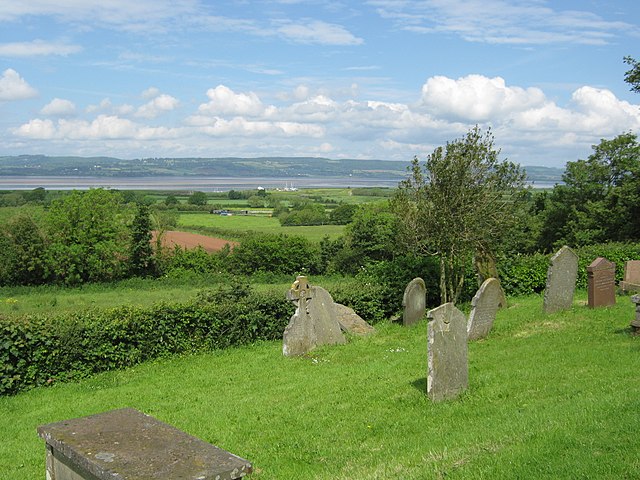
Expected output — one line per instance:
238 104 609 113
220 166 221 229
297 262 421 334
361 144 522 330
86 98 135 116
0 40 82 57
136 93 179 119
40 98 76 117
198 85 265 117
13 115 179 140
420 74 546 121
0 69 38 101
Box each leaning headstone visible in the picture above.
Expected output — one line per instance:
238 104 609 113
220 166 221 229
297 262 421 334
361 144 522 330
620 260 640 292
283 276 346 356
426 303 468 402
587 257 616 308
467 278 502 341
543 245 579 313
630 294 640 334
402 277 427 326
334 303 376 336
307 286 347 346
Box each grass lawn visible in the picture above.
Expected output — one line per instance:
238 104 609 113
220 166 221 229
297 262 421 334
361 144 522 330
1 291 639 478
178 212 345 241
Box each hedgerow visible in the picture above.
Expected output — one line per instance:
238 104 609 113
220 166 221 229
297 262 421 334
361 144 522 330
0 284 293 396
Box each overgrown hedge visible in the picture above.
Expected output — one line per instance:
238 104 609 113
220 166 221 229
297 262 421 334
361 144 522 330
0 284 294 396
498 242 640 296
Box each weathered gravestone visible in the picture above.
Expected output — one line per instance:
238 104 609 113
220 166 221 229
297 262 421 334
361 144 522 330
631 294 640 334
283 276 346 356
37 408 252 480
587 257 616 308
467 277 503 341
402 277 427 326
620 260 640 292
543 245 579 313
426 303 468 402
334 303 376 336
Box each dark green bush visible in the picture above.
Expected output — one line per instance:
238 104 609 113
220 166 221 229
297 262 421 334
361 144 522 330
0 286 293 396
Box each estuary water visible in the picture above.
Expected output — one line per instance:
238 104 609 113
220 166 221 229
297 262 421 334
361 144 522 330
0 175 403 191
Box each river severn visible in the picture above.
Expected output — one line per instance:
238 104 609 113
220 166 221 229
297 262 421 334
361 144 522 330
0 175 558 191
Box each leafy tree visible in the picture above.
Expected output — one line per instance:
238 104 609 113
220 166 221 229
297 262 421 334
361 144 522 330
228 189 243 200
538 132 640 250
624 55 640 93
278 202 327 226
129 203 155 276
329 203 358 225
188 191 208 206
164 194 179 206
4 214 49 285
45 189 131 284
392 126 526 304
21 187 47 203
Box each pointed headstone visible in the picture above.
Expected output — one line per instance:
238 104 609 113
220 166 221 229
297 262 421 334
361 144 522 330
427 303 468 402
467 278 502 341
543 245 579 313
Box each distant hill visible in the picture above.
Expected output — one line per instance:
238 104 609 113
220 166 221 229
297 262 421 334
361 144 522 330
0 155 564 183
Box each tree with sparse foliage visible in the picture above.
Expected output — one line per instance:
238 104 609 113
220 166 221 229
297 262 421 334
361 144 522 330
392 126 527 304
624 55 640 93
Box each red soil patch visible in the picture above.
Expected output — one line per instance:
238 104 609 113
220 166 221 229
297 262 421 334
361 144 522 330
151 230 238 253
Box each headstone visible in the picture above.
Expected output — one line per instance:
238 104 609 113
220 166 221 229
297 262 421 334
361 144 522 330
283 276 346 356
543 245 579 313
334 303 376 336
587 257 616 308
426 303 468 402
467 278 502 341
631 294 640 334
402 277 427 326
620 260 640 292
37 408 252 480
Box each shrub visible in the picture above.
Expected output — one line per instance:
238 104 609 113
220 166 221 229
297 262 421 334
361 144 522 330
0 285 293 396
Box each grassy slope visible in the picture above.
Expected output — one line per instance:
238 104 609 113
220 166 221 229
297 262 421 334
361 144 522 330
1 292 639 478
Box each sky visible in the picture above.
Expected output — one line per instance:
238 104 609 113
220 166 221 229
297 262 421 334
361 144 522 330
0 0 639 169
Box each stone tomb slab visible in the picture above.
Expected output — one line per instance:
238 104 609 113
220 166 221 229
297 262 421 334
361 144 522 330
37 408 252 480
402 277 427 326
620 260 640 292
427 303 468 402
467 277 502 341
587 257 616 308
543 245 579 313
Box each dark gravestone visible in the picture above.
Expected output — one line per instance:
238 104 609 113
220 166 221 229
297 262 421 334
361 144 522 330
37 408 252 480
402 277 427 326
467 278 502 341
587 257 616 308
631 295 640 334
426 303 468 402
620 260 640 292
543 245 579 313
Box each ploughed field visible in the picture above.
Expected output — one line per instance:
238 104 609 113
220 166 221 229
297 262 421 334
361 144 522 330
152 230 237 252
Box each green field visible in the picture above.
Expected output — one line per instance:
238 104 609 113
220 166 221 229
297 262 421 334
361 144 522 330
178 212 345 241
1 292 639 478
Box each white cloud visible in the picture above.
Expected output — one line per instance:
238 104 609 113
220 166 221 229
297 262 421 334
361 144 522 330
198 117 324 138
277 20 364 45
0 68 37 101
371 0 639 45
198 85 265 117
86 98 135 116
13 115 180 140
420 74 547 121
136 93 179 119
40 98 76 117
0 40 81 57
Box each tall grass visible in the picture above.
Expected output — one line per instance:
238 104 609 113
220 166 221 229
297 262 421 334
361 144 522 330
1 291 638 478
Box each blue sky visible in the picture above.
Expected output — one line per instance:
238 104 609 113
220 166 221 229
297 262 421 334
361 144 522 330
0 0 639 168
